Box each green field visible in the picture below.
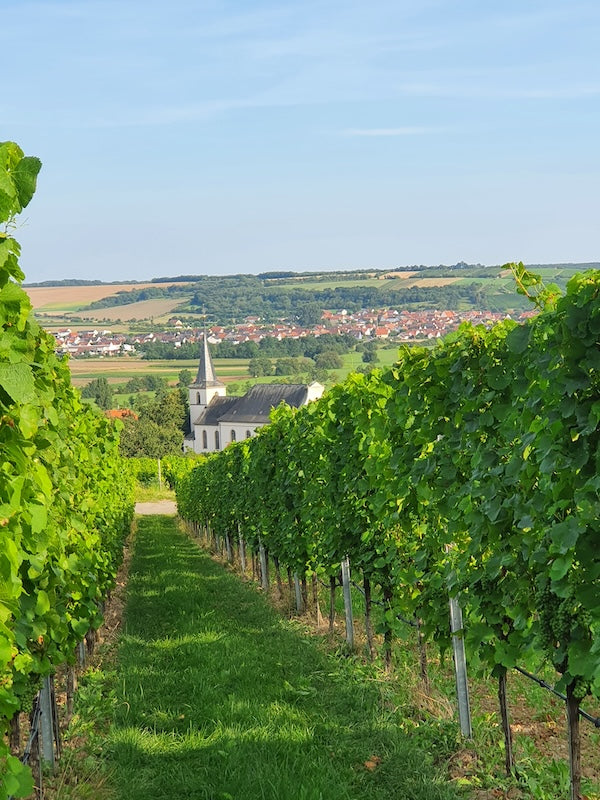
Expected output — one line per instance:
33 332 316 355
71 347 407 403
267 276 402 291
69 358 252 388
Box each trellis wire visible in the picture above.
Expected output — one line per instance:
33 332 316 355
333 576 600 732
514 666 600 728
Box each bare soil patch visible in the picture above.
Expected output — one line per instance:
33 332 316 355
135 500 178 515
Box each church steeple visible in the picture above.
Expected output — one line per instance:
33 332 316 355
188 332 227 428
193 332 224 388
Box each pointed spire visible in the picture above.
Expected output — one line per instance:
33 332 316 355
192 332 224 387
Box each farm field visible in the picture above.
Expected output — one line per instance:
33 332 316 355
271 274 461 292
68 357 251 388
72 297 189 323
405 277 461 287
268 276 404 291
69 348 401 398
272 263 599 298
25 282 186 310
25 281 193 328
327 346 401 383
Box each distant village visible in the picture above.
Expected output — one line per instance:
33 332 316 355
51 307 536 358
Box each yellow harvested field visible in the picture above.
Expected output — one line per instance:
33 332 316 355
25 282 185 310
380 271 417 279
404 277 461 287
73 298 185 322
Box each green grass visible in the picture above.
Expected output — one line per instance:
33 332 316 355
51 516 600 800
133 482 176 503
329 346 404 383
99 517 461 800
269 276 393 291
112 390 155 406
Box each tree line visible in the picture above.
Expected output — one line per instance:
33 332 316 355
139 333 360 361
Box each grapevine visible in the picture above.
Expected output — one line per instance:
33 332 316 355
173 265 600 799
0 143 134 798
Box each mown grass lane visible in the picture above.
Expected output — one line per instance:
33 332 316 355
106 516 461 800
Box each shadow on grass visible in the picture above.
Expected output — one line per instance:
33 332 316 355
106 516 460 800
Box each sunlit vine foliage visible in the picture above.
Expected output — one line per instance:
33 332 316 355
175 264 600 711
0 143 134 797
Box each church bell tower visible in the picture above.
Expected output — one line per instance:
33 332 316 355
188 332 226 429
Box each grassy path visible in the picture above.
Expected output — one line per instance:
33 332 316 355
105 516 461 800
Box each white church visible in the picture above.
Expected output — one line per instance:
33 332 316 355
184 334 324 454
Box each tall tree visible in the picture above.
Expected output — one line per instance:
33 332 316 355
177 368 192 387
120 388 187 456
81 376 113 409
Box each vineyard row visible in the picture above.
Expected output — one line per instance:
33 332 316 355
171 266 600 798
1 143 135 799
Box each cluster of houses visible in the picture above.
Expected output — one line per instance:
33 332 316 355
52 329 135 357
51 307 534 358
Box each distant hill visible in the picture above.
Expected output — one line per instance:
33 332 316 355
25 261 600 288
25 262 600 328
26 278 134 287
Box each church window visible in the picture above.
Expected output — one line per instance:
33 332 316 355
202 430 208 449
231 430 236 442
245 430 251 438
215 431 220 450
197 392 201 404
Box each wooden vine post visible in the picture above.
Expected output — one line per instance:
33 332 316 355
293 573 303 613
328 575 337 634
566 683 582 800
311 574 323 626
497 667 514 776
273 555 284 600
258 537 269 591
363 575 375 661
416 618 430 693
382 584 394 671
238 524 246 573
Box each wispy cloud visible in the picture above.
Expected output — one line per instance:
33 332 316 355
342 126 446 137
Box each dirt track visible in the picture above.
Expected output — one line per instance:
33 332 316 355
134 500 177 515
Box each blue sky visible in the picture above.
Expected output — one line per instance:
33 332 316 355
4 0 599 282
